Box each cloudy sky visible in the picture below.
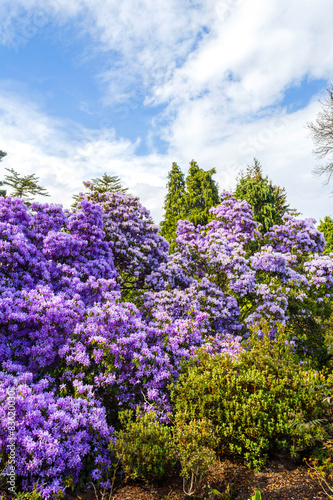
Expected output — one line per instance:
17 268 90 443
0 0 332 223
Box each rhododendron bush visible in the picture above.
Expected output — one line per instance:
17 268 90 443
1 187 332 497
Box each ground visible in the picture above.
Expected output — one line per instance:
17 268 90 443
65 457 330 500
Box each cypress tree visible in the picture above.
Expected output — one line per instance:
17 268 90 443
160 162 186 242
318 216 333 255
234 159 289 233
185 160 220 226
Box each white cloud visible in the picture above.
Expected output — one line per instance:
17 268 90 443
0 88 170 217
1 0 333 225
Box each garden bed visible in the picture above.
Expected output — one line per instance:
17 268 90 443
65 458 327 500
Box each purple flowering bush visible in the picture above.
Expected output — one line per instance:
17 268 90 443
1 188 333 496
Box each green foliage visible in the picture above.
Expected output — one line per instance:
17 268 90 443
160 162 186 243
318 216 333 255
3 168 49 201
173 416 218 496
73 173 129 205
88 173 129 194
160 160 220 244
185 160 220 226
0 149 7 197
248 490 262 500
110 409 176 482
234 159 290 232
171 324 327 470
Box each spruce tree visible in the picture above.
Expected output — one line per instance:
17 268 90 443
234 159 289 233
160 162 186 242
185 160 220 226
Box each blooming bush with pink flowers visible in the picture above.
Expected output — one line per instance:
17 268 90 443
1 188 333 497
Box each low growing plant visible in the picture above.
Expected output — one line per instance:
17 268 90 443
110 409 176 483
171 324 327 469
173 416 218 496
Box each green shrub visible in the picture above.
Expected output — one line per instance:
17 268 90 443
171 326 327 469
110 409 176 482
173 416 218 496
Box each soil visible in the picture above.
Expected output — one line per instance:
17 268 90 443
65 457 330 500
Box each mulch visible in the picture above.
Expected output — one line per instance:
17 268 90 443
65 457 331 500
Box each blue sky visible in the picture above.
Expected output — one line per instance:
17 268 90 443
0 0 332 223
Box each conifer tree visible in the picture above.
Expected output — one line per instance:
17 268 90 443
0 150 7 197
90 173 129 194
3 168 50 201
234 159 289 233
185 160 220 226
318 216 333 255
73 173 129 205
160 162 186 242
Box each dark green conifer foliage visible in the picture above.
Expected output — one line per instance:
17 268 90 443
318 216 333 255
234 159 289 233
3 168 49 201
160 162 186 242
184 160 220 226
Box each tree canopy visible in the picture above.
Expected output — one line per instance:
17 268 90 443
3 168 50 201
160 162 186 242
0 149 7 197
318 216 333 255
234 159 290 233
160 160 220 243
89 173 129 194
73 173 129 205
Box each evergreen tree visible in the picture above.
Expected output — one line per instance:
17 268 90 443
3 168 50 201
0 150 7 197
184 160 220 226
160 162 186 242
160 160 220 244
234 159 289 233
318 216 333 255
73 173 128 205
90 173 129 194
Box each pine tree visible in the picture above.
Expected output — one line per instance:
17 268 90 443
160 162 186 242
318 216 333 255
234 159 289 233
184 160 220 226
3 168 50 201
0 150 7 197
90 173 129 194
73 173 129 205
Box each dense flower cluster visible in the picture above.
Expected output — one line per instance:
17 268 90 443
1 189 332 497
77 184 169 290
0 364 112 497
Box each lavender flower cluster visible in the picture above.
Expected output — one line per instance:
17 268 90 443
0 190 332 497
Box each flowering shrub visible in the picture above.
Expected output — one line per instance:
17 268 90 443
0 365 113 498
1 188 333 496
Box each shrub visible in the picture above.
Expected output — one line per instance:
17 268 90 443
110 409 176 482
173 416 218 496
171 325 327 469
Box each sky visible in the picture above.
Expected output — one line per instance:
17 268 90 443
0 0 332 224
